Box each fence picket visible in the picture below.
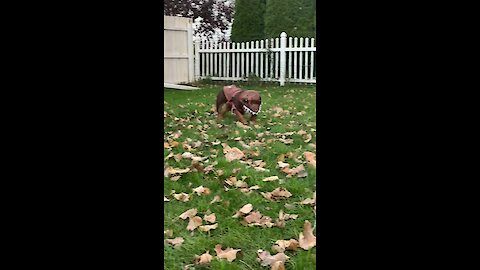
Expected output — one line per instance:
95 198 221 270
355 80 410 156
260 40 264 78
236 43 240 78
288 37 293 79
303 38 308 80
275 38 279 79
299 38 303 79
245 42 249 78
226 42 230 78
270 38 274 79
251 41 255 78
293 37 298 79
310 38 314 80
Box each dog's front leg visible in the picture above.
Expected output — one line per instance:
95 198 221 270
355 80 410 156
234 110 248 125
250 115 257 124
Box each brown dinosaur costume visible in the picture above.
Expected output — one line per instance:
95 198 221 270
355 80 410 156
216 85 262 125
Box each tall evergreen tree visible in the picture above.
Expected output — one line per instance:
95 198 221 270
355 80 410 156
264 0 315 38
230 0 266 42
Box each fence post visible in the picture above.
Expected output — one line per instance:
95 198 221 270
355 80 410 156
194 38 200 81
279 32 287 86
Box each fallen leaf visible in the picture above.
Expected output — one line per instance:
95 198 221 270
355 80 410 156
165 237 184 248
272 261 285 270
164 196 170 202
262 176 279 182
192 186 211 195
204 213 216 223
281 164 307 178
179 208 198 220
187 216 203 231
261 187 292 201
225 176 237 186
170 175 181 181
297 129 307 135
234 180 249 188
300 198 315 205
165 167 191 177
210 195 221 204
198 223 218 232
232 203 253 218
303 133 312 143
277 161 290 168
272 239 299 253
222 143 245 162
239 203 253 214
244 211 262 224
194 251 213 265
214 244 241 262
173 193 190 202
225 148 245 162
304 151 316 168
257 250 289 267
298 220 316 250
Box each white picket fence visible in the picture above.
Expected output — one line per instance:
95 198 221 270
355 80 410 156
194 32 316 86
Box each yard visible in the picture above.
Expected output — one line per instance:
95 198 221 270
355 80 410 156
164 83 317 270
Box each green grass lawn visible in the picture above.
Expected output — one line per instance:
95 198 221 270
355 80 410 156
164 83 316 269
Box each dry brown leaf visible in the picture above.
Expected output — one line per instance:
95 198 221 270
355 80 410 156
172 130 182 139
272 261 286 270
257 250 289 267
277 161 289 168
173 193 190 202
234 180 249 188
303 133 312 143
225 176 237 186
298 220 316 250
187 216 203 231
192 186 211 196
282 164 307 178
170 175 181 181
232 203 253 218
277 210 299 222
198 223 218 232
165 167 190 177
174 153 183 162
262 176 279 182
277 138 293 144
214 244 241 262
164 196 170 202
272 239 299 253
165 237 184 248
244 211 262 224
222 143 245 162
297 129 307 135
239 203 253 214
232 167 241 174
204 213 216 223
300 198 315 205
304 151 316 168
179 208 198 220
194 251 213 265
210 195 221 204
254 167 270 172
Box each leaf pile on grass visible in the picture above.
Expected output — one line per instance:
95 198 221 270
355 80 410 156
164 85 316 269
